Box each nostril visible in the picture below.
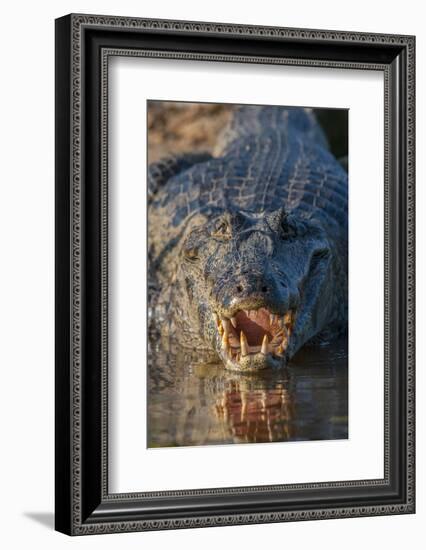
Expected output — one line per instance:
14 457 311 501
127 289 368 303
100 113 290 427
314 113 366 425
261 285 268 293
236 285 243 293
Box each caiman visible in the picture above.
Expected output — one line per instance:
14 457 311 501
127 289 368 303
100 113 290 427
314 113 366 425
148 106 348 372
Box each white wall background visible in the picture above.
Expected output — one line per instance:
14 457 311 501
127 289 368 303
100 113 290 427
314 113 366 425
0 0 422 548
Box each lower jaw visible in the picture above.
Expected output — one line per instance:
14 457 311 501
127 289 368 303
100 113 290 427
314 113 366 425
220 351 286 372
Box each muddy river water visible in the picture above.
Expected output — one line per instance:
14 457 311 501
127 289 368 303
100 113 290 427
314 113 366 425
148 337 348 448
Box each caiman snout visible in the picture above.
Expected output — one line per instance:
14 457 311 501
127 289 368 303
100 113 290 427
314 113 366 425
235 277 270 297
214 307 297 372
213 272 299 372
225 271 295 314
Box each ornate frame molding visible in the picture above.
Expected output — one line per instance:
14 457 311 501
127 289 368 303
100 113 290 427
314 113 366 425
55 13 415 535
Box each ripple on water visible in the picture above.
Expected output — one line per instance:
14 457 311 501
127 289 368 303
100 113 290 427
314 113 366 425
147 337 348 448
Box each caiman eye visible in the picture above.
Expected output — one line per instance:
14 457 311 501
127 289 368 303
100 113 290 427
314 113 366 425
280 217 297 239
183 246 199 262
211 220 231 240
311 248 330 262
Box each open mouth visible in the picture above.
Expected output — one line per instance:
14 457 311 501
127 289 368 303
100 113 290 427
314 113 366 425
215 308 296 371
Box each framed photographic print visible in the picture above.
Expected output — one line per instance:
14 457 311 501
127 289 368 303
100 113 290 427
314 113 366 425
55 14 415 535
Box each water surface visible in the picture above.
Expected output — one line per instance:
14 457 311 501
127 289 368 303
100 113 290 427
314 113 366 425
148 338 348 447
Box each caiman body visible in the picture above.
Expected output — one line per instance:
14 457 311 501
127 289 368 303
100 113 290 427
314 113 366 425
148 106 348 372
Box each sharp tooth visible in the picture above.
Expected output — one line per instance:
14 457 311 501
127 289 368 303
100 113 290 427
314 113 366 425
230 316 237 328
261 334 269 355
240 330 249 356
283 325 289 340
221 332 229 354
222 319 231 334
270 313 276 326
273 329 284 342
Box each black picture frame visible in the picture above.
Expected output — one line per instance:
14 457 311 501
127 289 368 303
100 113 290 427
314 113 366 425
55 13 415 535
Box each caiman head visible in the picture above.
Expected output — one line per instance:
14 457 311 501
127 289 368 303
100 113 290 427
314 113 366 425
175 206 343 372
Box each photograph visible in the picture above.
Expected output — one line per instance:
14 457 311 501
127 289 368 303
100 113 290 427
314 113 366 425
147 101 349 448
52 10 415 536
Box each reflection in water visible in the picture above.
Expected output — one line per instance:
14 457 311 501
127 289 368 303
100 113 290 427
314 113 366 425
148 338 348 447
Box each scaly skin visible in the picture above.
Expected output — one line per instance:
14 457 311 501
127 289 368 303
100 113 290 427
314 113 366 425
148 106 347 372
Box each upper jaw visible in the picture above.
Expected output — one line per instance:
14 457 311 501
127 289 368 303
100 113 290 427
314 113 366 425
213 306 297 372
218 295 286 320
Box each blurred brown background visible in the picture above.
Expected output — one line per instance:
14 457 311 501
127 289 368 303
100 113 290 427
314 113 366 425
147 100 348 164
147 101 234 163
